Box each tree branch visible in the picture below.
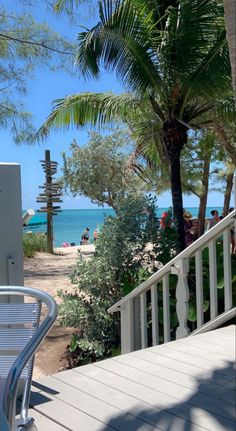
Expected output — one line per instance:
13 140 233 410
0 33 75 56
213 124 236 165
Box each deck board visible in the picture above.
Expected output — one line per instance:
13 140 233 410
30 325 236 431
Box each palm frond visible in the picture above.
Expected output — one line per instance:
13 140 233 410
36 92 142 140
76 0 166 96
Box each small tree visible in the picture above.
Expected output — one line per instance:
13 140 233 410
62 130 140 210
59 193 178 365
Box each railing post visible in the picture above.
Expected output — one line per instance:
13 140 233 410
120 298 140 354
172 258 190 339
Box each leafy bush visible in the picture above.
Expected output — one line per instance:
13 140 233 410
23 232 47 257
58 194 178 366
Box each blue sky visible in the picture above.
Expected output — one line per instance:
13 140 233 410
0 1 228 210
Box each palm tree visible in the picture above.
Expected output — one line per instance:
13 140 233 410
39 0 231 250
223 0 236 103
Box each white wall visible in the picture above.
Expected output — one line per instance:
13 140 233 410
0 163 24 287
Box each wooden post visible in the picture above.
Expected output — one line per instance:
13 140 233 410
120 297 141 354
46 150 53 254
36 150 62 254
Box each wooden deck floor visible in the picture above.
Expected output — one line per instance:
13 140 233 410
29 325 236 431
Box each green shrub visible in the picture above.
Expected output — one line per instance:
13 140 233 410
23 232 47 257
58 194 178 366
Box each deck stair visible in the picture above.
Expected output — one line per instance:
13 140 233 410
108 209 236 354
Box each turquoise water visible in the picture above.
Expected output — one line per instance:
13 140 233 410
25 207 223 247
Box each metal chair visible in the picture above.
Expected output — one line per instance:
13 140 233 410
0 286 58 431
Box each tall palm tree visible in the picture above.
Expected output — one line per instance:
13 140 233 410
39 0 231 250
223 0 236 103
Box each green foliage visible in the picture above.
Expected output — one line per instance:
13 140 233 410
23 232 47 257
58 193 178 366
62 130 140 209
0 5 75 143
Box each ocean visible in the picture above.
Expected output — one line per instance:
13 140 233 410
24 207 223 247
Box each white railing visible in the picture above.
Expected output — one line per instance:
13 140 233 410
108 209 236 354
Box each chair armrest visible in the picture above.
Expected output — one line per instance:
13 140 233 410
0 286 58 430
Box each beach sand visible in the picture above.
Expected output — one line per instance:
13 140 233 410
24 244 95 379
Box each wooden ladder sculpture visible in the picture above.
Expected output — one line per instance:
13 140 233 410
37 150 62 253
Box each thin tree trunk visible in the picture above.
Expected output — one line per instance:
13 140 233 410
223 171 234 216
198 160 210 236
224 0 236 105
170 156 185 251
213 124 236 165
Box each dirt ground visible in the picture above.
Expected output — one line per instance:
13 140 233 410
24 245 95 379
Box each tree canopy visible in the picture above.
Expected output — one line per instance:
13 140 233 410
0 5 75 143
62 130 141 209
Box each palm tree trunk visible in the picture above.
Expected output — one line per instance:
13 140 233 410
161 120 188 251
224 0 236 104
223 171 234 216
198 159 210 236
170 155 185 251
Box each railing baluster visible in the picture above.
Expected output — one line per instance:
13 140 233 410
151 284 159 346
223 229 232 310
163 274 170 343
108 210 236 353
195 250 203 328
173 259 190 339
208 239 218 318
140 292 148 349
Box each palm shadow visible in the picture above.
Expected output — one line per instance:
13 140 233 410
100 361 236 431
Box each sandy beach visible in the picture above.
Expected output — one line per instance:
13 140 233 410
24 244 95 379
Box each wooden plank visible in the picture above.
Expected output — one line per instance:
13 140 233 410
148 344 233 378
32 375 149 431
176 336 235 357
215 325 236 339
30 390 115 431
31 373 209 431
113 354 234 404
166 338 235 363
130 350 232 388
27 408 68 431
73 364 231 431
94 359 234 421
189 331 230 346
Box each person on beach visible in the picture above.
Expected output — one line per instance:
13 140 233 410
93 229 99 242
209 210 220 228
183 210 194 247
81 227 90 245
